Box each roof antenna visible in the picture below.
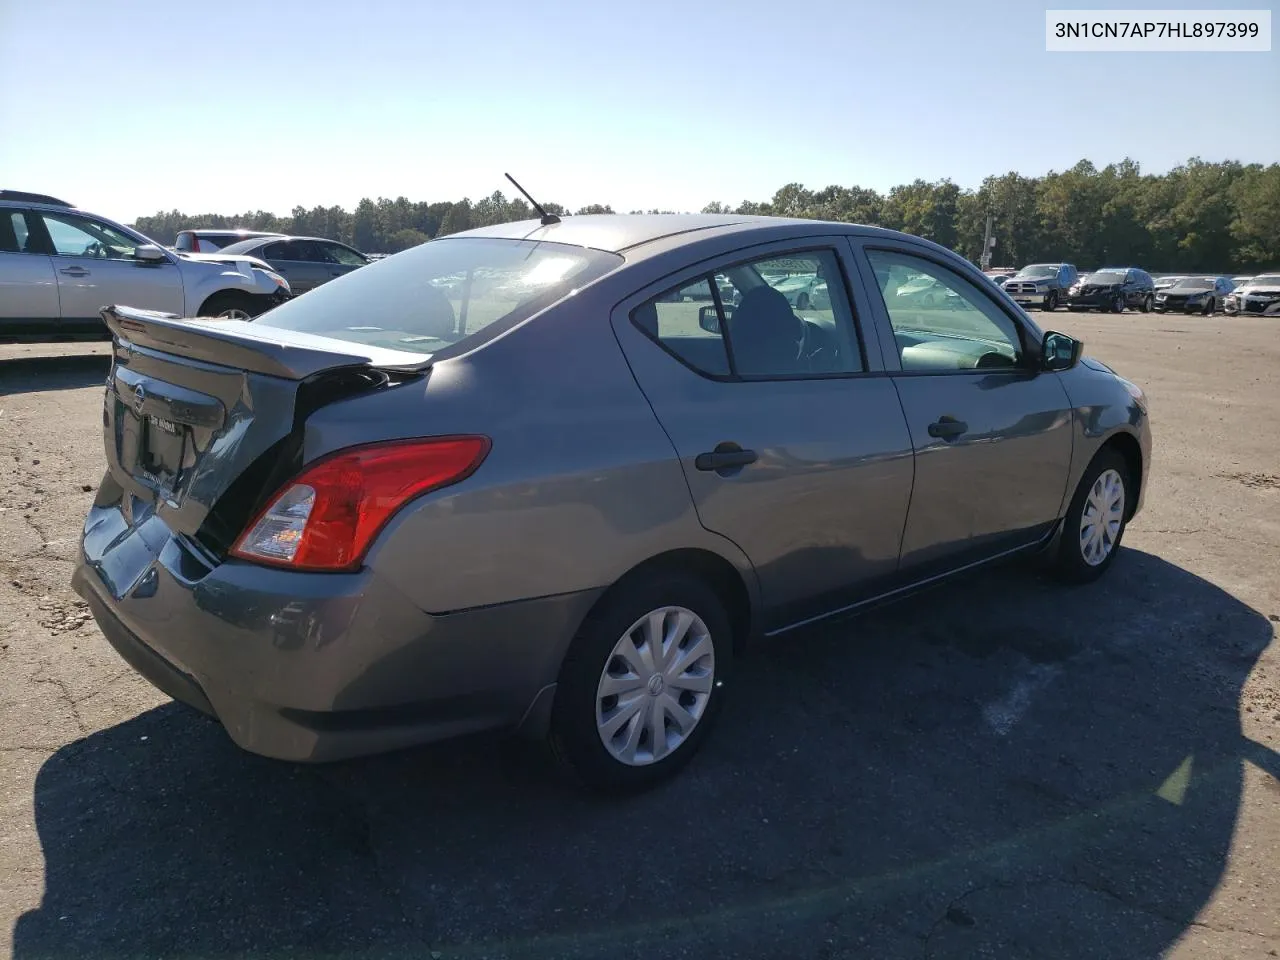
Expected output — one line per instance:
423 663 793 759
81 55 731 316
505 173 560 226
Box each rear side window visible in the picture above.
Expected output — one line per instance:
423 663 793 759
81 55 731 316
263 241 299 260
631 248 864 379
255 237 622 355
1 211 32 253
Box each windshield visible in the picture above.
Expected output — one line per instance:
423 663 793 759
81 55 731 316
1172 278 1214 290
254 237 622 355
1015 264 1058 278
1090 271 1126 284
1249 274 1280 286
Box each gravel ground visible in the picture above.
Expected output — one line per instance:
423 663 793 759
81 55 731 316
1 312 1278 960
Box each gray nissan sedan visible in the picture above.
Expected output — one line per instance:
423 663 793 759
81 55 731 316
74 214 1151 792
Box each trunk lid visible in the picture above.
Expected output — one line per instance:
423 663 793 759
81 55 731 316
99 306 430 553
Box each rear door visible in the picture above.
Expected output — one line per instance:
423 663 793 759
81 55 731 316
852 240 1074 575
37 209 183 331
260 240 327 293
611 240 915 631
0 208 60 334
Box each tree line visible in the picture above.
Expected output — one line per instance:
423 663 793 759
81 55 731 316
132 157 1279 271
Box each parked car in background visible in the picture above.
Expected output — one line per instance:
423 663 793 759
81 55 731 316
1 190 291 339
175 228 285 254
75 213 1150 792
217 235 373 294
770 272 823 309
1004 262 1079 311
1223 274 1280 316
1153 275 1185 290
984 272 1013 289
1231 276 1253 288
1154 276 1233 315
1065 267 1156 313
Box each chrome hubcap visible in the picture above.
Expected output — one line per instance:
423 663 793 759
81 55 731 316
1079 468 1125 566
216 308 252 320
595 606 715 766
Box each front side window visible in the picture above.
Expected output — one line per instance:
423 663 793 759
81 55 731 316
631 249 863 379
867 249 1024 373
40 212 144 260
256 237 622 355
320 242 369 267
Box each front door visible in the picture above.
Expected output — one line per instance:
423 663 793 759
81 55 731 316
612 242 915 631
853 242 1074 574
36 210 183 332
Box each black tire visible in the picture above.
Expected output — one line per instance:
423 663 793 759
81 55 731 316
549 572 733 793
1202 297 1215 316
1043 291 1058 312
796 293 811 311
1141 295 1154 313
1111 294 1125 314
198 290 261 319
1053 448 1131 584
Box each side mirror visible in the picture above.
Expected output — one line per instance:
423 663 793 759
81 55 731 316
698 305 722 334
134 244 168 263
1042 331 1082 371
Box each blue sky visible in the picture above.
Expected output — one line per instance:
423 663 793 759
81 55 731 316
1 0 1275 223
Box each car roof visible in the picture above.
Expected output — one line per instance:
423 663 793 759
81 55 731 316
217 234 348 251
180 228 284 236
453 213 942 260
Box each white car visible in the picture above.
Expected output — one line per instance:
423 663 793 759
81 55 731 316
0 191 292 340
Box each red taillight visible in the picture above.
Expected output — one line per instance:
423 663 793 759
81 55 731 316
229 436 490 572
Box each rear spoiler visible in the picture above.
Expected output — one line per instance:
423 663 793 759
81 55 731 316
102 305 434 380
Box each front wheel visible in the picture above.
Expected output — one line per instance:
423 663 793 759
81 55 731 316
1202 297 1216 316
1043 291 1058 312
550 573 732 793
796 292 811 311
198 290 260 320
1053 449 1130 583
1111 294 1125 314
1141 295 1154 313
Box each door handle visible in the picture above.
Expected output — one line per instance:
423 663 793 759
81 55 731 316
695 442 758 473
927 416 968 440
59 266 89 277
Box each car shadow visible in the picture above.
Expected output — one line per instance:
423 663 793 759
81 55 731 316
0 353 110 396
13 549 1277 959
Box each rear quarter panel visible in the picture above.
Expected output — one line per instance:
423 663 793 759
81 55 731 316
300 275 760 618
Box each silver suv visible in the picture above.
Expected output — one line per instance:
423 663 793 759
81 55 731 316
0 191 292 340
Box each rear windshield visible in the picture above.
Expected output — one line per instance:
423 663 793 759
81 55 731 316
253 237 623 355
1172 278 1213 290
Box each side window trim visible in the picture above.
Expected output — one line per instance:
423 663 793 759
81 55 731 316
625 240 875 382
850 239 1041 376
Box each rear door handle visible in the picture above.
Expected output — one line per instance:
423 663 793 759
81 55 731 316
695 442 758 473
59 266 89 277
927 416 968 440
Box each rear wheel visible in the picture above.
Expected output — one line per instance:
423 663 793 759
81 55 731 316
550 573 731 793
198 291 259 320
1054 449 1130 583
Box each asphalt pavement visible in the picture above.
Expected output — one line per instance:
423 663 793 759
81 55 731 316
1 313 1277 959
